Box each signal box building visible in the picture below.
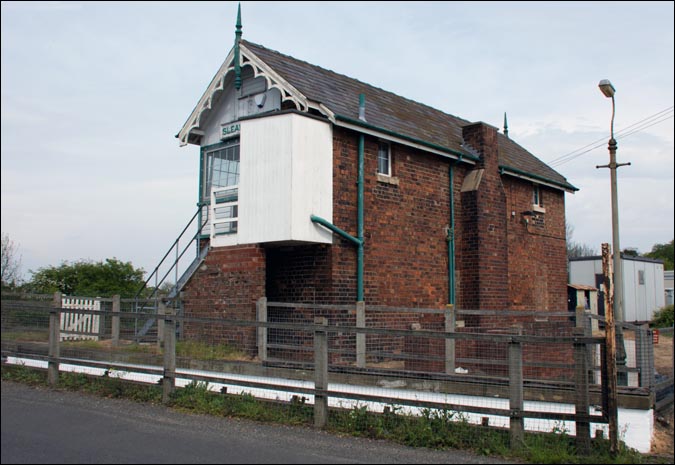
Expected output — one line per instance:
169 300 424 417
176 9 577 355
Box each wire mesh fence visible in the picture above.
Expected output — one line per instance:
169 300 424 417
3 291 667 454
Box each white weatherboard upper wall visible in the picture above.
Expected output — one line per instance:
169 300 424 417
211 113 333 247
569 258 665 322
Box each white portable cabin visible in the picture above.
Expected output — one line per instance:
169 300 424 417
569 255 665 323
664 270 674 306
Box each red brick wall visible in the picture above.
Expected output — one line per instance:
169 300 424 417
317 124 568 313
332 127 451 308
504 178 568 311
459 123 509 311
266 244 333 303
181 244 265 355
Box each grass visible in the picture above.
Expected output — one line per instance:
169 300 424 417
54 338 247 362
0 363 662 464
1 363 162 403
175 340 248 361
1 331 49 342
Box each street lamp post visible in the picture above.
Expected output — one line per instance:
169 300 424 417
597 79 630 386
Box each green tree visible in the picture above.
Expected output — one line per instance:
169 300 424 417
27 258 145 298
644 239 674 270
622 247 640 257
1 232 22 289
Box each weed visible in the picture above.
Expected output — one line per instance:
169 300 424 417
175 340 247 361
1 363 46 385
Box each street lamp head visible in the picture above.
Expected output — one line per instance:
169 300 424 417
599 79 616 98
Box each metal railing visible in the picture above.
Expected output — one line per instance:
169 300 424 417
132 207 209 340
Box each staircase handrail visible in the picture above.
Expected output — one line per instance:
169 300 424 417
134 207 207 302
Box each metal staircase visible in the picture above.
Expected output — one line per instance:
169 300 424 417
133 207 209 341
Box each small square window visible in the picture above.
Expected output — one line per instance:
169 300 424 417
377 142 391 176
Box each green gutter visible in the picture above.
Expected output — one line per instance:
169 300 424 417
335 114 478 163
447 163 456 306
498 165 578 192
311 215 362 246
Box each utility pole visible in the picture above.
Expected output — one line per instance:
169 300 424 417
596 79 631 385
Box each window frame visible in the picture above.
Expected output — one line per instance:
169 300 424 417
377 141 392 177
532 184 546 213
201 138 240 204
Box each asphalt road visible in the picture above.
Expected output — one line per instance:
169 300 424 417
1 380 516 464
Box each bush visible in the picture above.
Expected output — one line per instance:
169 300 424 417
651 304 674 328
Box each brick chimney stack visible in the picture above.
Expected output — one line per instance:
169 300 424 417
459 122 509 311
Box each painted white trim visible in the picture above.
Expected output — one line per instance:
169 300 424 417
240 43 308 113
178 49 236 146
178 44 311 147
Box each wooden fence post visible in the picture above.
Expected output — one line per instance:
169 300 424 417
161 304 176 404
356 301 365 368
257 297 267 362
314 317 329 428
445 304 456 374
602 243 619 455
111 295 120 347
48 292 62 386
574 327 590 455
508 326 524 449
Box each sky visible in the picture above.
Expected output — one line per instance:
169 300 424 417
1 1 673 283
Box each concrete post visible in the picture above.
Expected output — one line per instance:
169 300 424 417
111 294 120 347
589 290 599 332
574 327 591 455
161 304 176 404
48 292 62 386
508 326 524 449
157 303 166 350
576 306 595 383
575 306 586 330
356 301 365 368
314 317 329 428
445 304 456 374
257 297 267 362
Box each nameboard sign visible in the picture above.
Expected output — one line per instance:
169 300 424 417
221 122 241 139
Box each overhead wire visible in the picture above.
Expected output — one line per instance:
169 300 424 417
547 106 674 167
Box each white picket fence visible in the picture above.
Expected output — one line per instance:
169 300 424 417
60 297 102 341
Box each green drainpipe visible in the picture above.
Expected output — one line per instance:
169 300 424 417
447 162 456 306
357 94 365 302
310 215 362 246
312 95 366 303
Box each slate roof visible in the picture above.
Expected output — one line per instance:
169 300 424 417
242 40 577 192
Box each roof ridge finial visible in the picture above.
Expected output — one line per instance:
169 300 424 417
503 112 509 138
234 2 243 90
